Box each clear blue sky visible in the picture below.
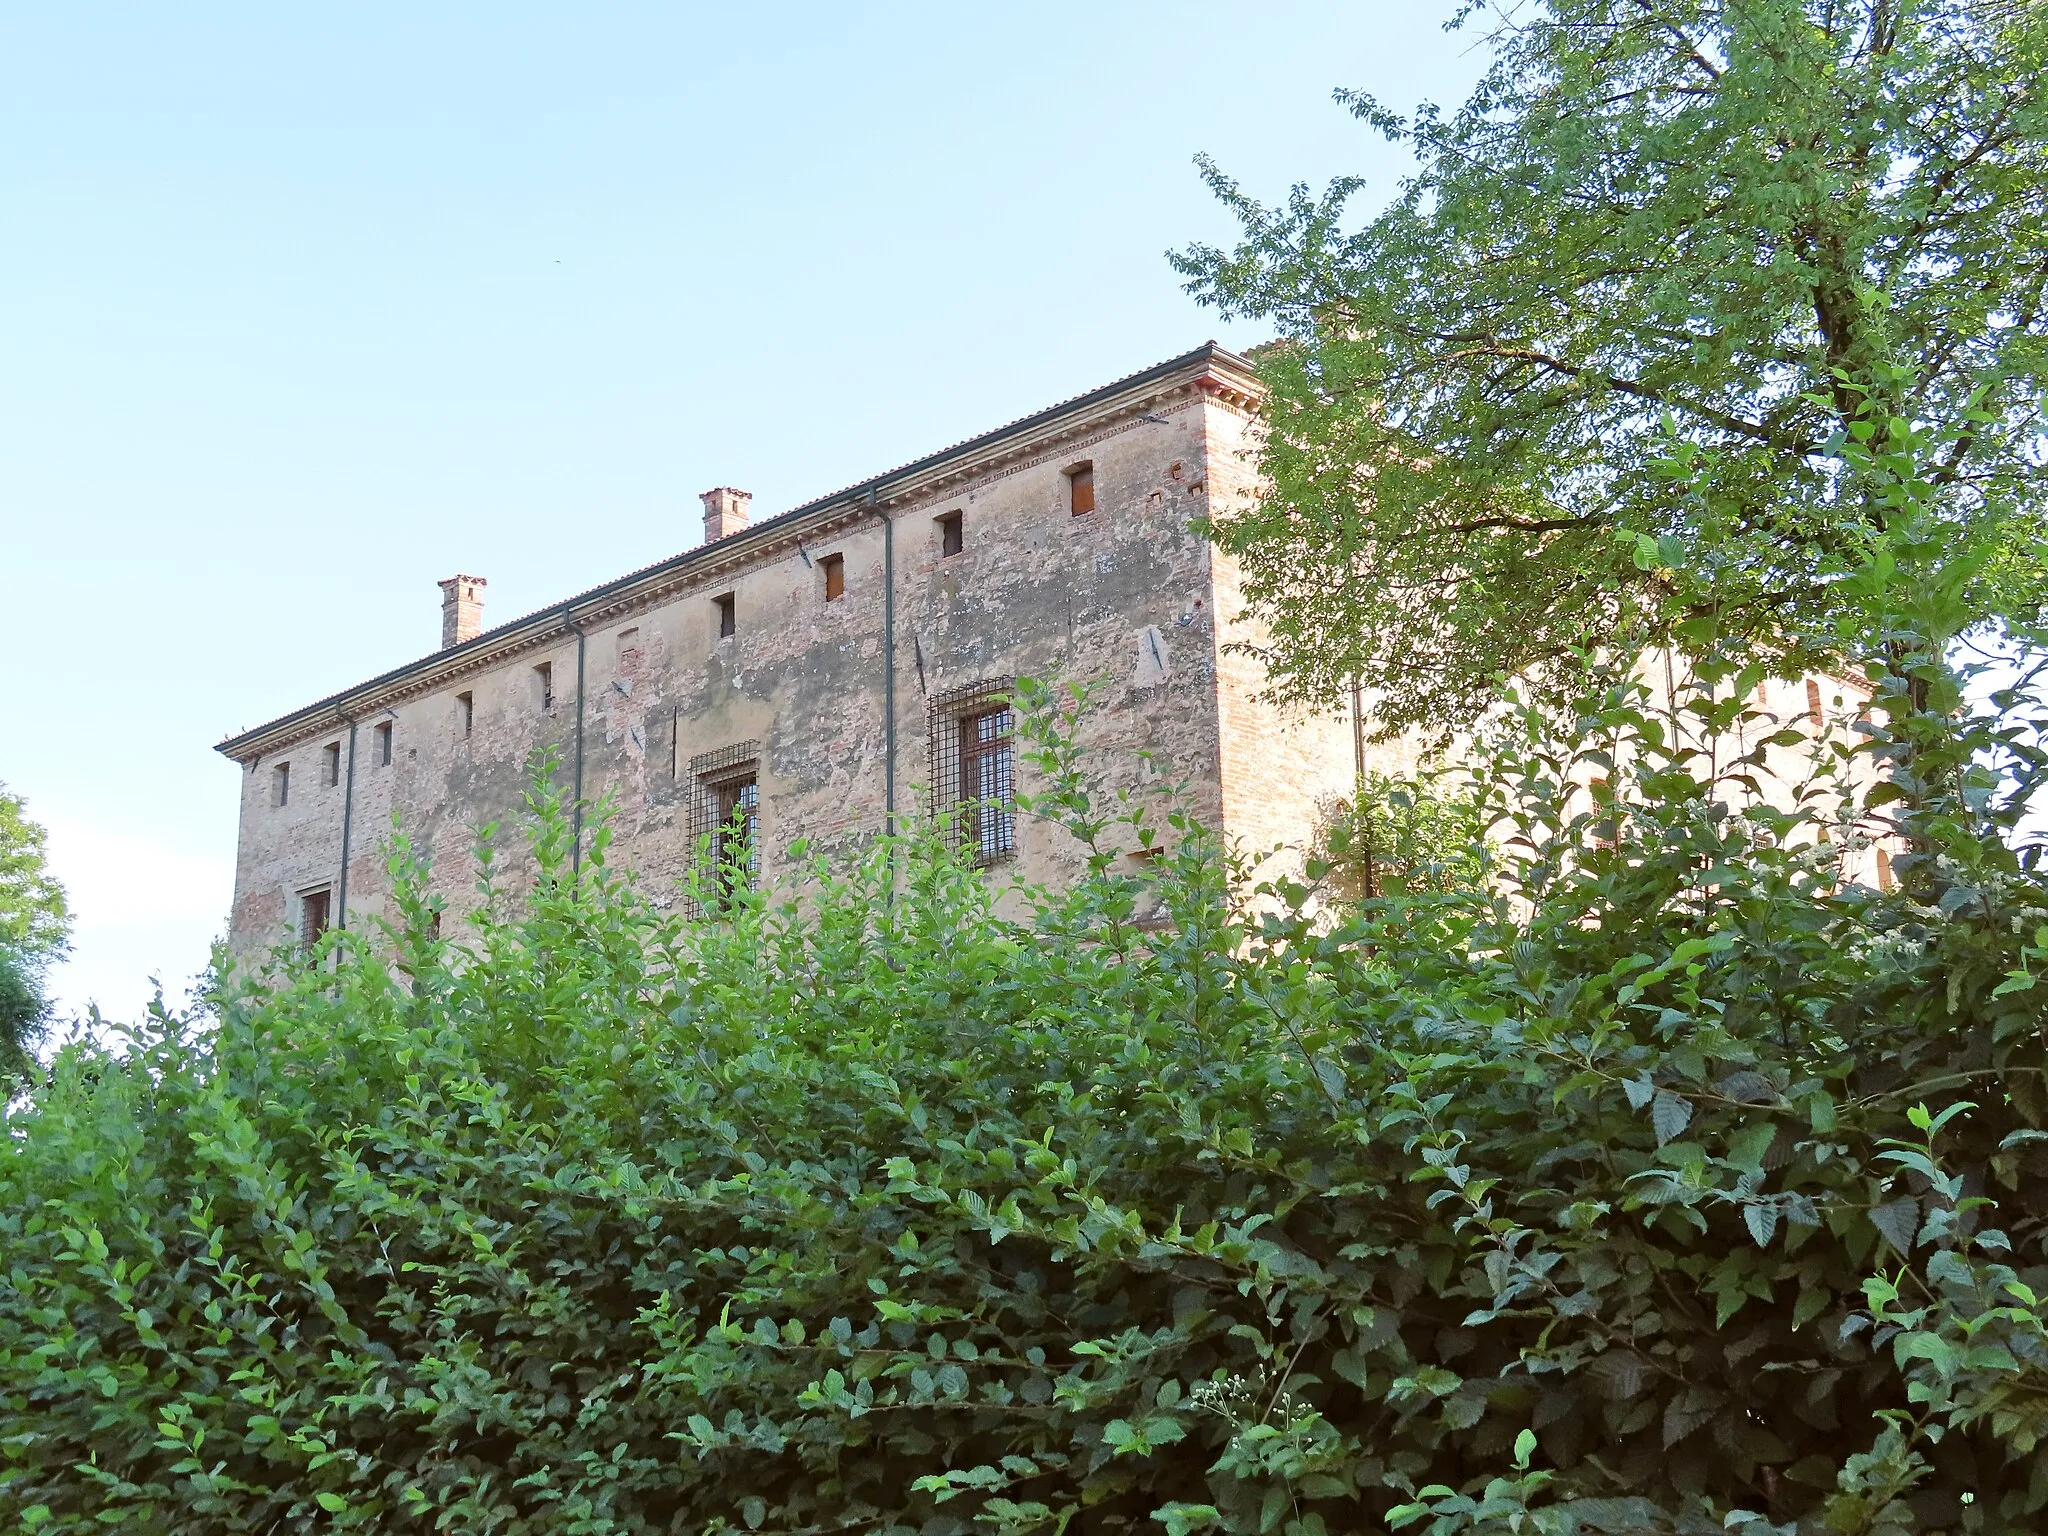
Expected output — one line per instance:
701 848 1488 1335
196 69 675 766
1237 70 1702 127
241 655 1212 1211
0 3 1485 1024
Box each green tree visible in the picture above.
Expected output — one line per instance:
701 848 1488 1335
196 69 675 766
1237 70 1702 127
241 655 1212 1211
1312 768 1490 901
1175 0 2048 733
0 782 69 1080
0 782 69 961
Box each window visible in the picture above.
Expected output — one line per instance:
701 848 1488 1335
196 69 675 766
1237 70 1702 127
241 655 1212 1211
457 691 474 738
374 721 393 766
713 776 759 890
936 509 963 558
714 593 736 639
617 627 641 676
535 661 554 712
928 681 1016 863
322 741 341 787
1066 461 1095 516
273 762 290 807
1806 678 1824 727
687 740 761 912
821 553 845 602
300 888 331 949
1875 846 1895 892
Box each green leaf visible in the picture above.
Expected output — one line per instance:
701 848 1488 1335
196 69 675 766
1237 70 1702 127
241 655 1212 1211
1513 1427 1537 1469
1743 1203 1779 1248
1652 1091 1693 1146
1870 1196 1921 1255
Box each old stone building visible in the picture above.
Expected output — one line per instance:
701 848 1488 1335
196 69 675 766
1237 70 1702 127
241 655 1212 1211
218 343 1394 953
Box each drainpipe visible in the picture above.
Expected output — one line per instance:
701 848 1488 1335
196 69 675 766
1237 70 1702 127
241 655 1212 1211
566 610 588 878
868 488 897 841
336 714 359 931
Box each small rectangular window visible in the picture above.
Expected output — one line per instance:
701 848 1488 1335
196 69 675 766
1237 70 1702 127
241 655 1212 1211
821 553 845 602
457 691 474 738
535 661 554 712
1806 678 1824 727
301 888 331 949
714 593 736 639
273 762 290 807
617 627 641 676
322 742 341 787
1067 461 1095 516
937 510 963 558
374 721 393 766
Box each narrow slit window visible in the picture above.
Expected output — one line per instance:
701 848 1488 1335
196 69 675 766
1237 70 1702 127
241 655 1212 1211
535 661 555 712
273 762 290 807
937 510 963 558
1806 678 1824 727
1066 461 1095 516
714 593 736 639
821 553 845 602
300 888 331 949
322 741 341 787
374 721 393 766
457 691 474 738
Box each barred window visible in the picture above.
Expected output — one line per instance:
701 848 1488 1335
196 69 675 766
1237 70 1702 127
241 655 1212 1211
687 740 760 910
299 888 331 949
928 680 1015 862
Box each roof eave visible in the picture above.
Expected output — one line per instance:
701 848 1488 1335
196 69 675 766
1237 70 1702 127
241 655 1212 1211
215 341 1264 762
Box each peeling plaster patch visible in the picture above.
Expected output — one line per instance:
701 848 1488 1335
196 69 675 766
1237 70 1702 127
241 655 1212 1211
1133 626 1170 688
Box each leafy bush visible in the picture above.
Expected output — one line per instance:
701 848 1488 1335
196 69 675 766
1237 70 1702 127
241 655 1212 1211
1311 769 1490 903
3 660 2046 1535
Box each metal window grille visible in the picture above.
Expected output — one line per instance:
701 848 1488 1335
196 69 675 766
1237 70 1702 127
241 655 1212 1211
300 888 331 948
927 679 1015 862
687 740 760 908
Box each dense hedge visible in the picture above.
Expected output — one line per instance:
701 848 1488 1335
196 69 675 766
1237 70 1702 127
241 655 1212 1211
3 670 2046 1534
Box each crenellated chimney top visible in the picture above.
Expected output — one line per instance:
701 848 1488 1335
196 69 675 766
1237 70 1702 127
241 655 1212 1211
438 574 487 649
700 486 752 544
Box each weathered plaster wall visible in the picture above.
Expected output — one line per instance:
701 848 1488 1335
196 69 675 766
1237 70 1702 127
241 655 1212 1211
223 364 1252 955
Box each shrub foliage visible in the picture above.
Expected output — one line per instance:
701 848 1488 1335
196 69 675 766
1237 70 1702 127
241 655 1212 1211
3 662 2047 1534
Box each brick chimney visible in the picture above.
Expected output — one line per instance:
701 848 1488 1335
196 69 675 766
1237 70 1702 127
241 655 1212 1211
438 574 487 649
700 486 752 544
